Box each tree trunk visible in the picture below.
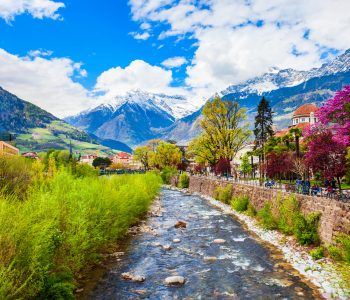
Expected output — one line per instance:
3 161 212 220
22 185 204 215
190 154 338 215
296 136 300 158
337 176 342 192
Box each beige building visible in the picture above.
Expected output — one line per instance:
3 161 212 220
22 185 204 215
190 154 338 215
0 141 19 156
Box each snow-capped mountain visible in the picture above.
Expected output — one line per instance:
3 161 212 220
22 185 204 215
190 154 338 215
220 49 350 96
65 90 198 146
163 49 350 143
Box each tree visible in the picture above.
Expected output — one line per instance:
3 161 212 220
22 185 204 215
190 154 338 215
292 157 308 180
92 157 112 169
134 145 151 170
189 96 251 172
265 151 293 180
150 141 182 170
318 85 350 145
289 127 302 157
304 126 347 190
240 154 252 178
254 97 274 158
214 157 231 176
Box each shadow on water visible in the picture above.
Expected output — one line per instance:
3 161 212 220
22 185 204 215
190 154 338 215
80 188 322 300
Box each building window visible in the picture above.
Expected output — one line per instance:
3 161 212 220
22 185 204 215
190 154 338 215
295 118 299 124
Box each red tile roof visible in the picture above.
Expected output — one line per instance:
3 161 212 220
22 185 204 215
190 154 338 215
293 104 318 117
117 152 131 159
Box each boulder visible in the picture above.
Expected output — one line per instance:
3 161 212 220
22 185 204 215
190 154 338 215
175 221 187 229
121 272 145 282
173 238 181 243
213 239 226 244
164 276 186 285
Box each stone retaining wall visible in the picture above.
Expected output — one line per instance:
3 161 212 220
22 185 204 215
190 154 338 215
186 176 350 244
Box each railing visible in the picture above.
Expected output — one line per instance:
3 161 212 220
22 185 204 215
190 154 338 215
191 174 350 202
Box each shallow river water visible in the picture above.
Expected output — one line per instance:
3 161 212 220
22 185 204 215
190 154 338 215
90 188 320 299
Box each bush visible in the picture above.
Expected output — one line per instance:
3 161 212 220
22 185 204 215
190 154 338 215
328 234 350 263
277 195 299 235
160 166 177 184
246 203 257 217
0 169 161 299
328 245 344 261
257 203 277 230
293 212 320 245
214 184 232 204
178 172 189 188
231 195 249 212
310 247 324 260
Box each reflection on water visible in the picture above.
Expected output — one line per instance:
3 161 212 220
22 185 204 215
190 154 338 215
91 188 318 299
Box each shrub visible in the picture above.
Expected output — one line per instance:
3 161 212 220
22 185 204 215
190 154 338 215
178 172 189 188
160 166 177 184
246 203 257 217
257 203 277 230
293 212 320 245
214 184 232 204
328 245 344 261
277 195 299 235
231 195 249 212
310 247 324 260
328 234 350 263
0 169 161 299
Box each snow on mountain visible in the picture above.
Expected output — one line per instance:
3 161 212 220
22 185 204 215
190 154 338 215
96 89 197 120
221 49 350 97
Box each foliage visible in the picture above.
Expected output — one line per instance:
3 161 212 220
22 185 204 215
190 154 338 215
276 194 299 235
265 151 293 180
133 145 151 169
150 141 182 170
240 154 252 178
231 195 249 212
0 155 34 199
0 167 161 299
310 247 325 260
160 166 177 184
293 212 320 245
92 156 112 168
318 85 350 145
214 157 231 176
257 203 277 230
110 162 128 170
289 127 302 157
72 163 98 178
189 96 251 167
254 97 274 155
246 203 257 217
304 126 347 187
328 234 350 263
178 172 189 188
214 184 232 204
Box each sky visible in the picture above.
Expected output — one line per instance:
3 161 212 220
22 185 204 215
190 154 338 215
0 0 350 117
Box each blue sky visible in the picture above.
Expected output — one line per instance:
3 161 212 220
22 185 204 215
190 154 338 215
0 0 349 117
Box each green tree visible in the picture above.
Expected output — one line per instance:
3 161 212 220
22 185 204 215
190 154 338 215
189 96 251 171
134 146 151 169
289 127 302 157
150 141 182 170
92 157 112 169
240 154 252 178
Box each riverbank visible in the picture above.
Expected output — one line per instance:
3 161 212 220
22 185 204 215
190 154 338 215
169 186 350 299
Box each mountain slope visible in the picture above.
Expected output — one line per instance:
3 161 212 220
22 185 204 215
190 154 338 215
66 90 195 146
163 50 350 142
0 87 130 154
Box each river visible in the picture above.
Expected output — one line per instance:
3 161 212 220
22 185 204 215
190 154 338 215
86 188 320 299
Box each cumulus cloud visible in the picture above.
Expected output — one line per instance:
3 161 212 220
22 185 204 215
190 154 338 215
0 0 65 22
130 31 151 40
161 56 187 68
0 48 93 118
94 59 187 99
128 0 350 100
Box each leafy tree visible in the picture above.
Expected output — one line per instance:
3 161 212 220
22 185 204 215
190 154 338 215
150 141 182 170
134 145 151 169
254 97 274 159
289 127 302 157
214 157 231 176
92 157 112 169
240 154 252 178
266 151 293 180
189 96 251 171
304 126 347 190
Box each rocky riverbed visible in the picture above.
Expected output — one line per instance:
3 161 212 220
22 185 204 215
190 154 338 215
85 188 328 299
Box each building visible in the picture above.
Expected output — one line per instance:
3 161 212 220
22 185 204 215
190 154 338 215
0 141 19 156
80 154 97 165
22 152 39 159
275 103 319 137
112 152 132 164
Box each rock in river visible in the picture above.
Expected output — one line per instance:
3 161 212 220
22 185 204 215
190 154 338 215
121 272 145 282
213 239 226 244
175 220 187 229
164 276 186 285
173 238 181 243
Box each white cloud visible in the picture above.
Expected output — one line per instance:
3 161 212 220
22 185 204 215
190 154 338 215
161 56 187 68
128 0 350 102
140 22 151 30
0 0 65 22
0 48 93 118
94 59 188 99
130 31 151 40
27 49 53 57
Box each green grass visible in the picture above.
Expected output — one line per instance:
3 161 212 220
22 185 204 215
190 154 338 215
0 158 161 299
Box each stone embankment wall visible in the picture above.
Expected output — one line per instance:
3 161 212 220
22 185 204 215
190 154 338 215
185 176 350 244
